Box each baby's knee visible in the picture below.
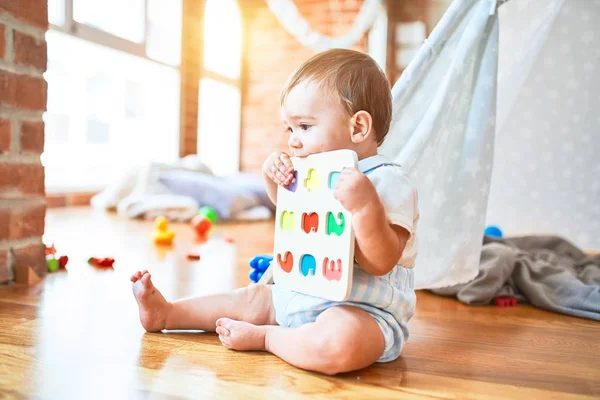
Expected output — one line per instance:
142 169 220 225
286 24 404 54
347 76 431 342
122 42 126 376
311 333 356 375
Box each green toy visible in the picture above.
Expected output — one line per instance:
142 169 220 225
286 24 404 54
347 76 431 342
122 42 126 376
47 257 60 273
198 206 218 224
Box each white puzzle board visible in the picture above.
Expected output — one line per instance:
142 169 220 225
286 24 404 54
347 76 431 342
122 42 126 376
273 149 358 301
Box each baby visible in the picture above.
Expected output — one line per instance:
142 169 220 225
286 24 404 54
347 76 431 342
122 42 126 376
130 49 419 375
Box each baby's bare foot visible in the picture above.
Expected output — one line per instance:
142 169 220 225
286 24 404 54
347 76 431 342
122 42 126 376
215 318 268 351
131 270 171 332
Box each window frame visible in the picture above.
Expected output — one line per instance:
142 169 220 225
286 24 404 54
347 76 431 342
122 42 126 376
49 0 178 69
189 0 244 174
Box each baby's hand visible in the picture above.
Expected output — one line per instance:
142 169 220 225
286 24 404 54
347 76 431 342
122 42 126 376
333 167 379 214
262 152 295 187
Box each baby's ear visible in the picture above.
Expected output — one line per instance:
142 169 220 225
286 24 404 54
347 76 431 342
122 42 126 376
350 111 373 144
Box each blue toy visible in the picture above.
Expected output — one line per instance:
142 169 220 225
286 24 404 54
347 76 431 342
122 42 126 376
484 225 503 238
248 255 273 283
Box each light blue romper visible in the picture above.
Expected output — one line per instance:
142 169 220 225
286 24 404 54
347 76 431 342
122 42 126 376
271 155 419 362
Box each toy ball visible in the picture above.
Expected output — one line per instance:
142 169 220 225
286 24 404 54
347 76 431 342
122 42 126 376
197 206 218 224
484 225 503 238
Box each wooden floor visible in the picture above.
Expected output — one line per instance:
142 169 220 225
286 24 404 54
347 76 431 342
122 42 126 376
0 207 598 399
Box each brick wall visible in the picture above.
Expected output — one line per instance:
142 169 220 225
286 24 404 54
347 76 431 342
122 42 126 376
239 0 366 173
0 0 48 284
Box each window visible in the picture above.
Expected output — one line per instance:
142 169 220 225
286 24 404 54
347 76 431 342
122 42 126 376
44 0 182 192
73 0 146 44
197 0 242 176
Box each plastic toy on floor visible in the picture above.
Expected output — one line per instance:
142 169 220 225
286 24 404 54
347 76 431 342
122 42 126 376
45 244 68 272
88 257 115 268
493 296 518 307
153 216 175 245
248 255 273 283
484 225 503 238
197 206 218 224
191 215 212 242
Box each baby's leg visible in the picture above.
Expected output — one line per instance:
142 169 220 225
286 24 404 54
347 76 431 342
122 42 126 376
216 305 384 375
131 270 276 332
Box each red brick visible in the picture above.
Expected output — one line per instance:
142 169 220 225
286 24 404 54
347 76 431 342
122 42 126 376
67 192 95 206
0 249 8 283
0 118 10 153
0 0 48 30
0 162 45 197
1 203 46 240
14 31 47 71
16 74 47 111
45 194 67 208
0 203 45 240
0 70 48 111
13 242 46 279
0 206 8 239
20 120 44 153
0 24 5 60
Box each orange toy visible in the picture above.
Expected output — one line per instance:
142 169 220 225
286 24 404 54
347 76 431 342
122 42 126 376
191 215 212 242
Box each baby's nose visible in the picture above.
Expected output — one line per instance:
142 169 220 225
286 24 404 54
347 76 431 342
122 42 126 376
288 135 302 149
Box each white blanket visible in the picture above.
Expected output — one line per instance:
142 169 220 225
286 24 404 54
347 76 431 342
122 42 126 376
91 156 272 221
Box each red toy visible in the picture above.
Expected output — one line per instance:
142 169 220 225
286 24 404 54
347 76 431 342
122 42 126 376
186 253 201 261
58 255 69 269
224 235 235 244
191 215 212 242
88 257 115 268
493 296 518 307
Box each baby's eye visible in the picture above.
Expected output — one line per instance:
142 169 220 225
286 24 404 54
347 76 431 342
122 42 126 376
285 126 292 134
299 124 311 131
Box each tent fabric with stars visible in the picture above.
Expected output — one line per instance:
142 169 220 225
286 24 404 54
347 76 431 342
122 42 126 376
379 0 599 289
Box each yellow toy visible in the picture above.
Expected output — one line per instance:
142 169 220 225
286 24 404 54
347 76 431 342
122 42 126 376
153 216 175 245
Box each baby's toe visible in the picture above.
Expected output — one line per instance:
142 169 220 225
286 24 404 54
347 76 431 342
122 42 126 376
130 271 142 282
140 272 153 288
216 318 232 328
216 326 231 337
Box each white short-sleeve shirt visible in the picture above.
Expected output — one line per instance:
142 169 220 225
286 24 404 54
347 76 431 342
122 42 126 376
358 154 419 268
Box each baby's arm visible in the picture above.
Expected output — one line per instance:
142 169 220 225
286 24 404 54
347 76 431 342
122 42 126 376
334 167 409 276
262 152 295 205
353 205 409 276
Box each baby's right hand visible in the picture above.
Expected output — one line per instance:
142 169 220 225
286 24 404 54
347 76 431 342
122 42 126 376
263 152 295 187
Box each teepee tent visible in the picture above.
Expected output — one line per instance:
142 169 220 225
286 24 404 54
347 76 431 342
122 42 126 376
267 0 600 289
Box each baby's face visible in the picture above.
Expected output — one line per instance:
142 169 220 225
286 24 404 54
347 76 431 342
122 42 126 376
281 80 352 157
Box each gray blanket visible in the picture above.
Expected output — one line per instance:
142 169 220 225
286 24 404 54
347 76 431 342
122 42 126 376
432 235 600 320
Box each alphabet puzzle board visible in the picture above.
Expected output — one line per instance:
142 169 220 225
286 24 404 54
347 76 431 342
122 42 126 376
273 149 358 301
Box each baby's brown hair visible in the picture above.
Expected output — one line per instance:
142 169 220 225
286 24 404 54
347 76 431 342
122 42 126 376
280 49 392 146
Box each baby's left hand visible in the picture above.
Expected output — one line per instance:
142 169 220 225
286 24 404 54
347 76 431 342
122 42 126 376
333 167 379 214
